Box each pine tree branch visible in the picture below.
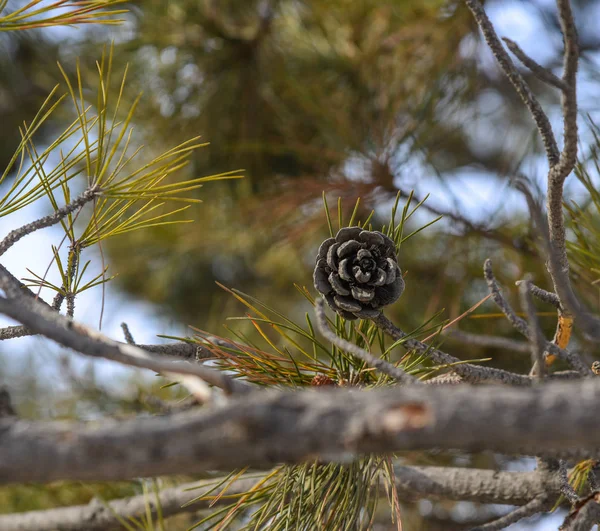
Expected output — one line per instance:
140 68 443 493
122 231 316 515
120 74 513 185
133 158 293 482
315 298 419 385
0 294 251 396
0 465 562 531
0 475 264 531
0 187 99 258
393 466 560 506
138 342 215 361
546 0 579 308
6 380 600 483
484 260 592 376
371 313 532 385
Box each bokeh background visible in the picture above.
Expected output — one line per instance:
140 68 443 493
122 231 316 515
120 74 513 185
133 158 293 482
2 0 600 528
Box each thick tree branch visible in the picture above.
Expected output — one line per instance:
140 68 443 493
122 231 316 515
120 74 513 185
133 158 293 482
6 381 600 483
315 298 419 385
0 465 561 531
394 466 560 506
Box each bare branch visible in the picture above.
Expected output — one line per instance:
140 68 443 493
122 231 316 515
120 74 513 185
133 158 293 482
120 322 135 344
0 295 252 396
0 475 264 531
464 0 559 164
315 298 419 385
519 279 547 379
0 187 99 258
502 37 568 91
484 259 529 336
515 280 562 311
372 313 532 385
6 378 600 483
394 466 560 506
485 260 592 376
470 495 552 531
0 325 31 340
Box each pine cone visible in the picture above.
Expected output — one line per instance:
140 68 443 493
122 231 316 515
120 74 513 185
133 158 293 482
313 227 404 320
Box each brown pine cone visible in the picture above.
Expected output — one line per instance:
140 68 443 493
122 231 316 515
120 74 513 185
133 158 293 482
313 227 404 320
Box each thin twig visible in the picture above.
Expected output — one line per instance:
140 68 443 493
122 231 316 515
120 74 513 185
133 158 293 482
0 187 98 258
484 260 592 376
515 280 562 310
561 460 581 505
120 322 136 345
65 246 80 318
464 0 559 164
0 294 252 397
519 278 547 379
484 259 529 336
372 313 532 385
315 298 418 385
470 495 551 531
546 0 579 305
502 37 568 90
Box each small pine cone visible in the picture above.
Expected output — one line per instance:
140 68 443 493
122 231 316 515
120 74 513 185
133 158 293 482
311 374 336 387
313 227 404 320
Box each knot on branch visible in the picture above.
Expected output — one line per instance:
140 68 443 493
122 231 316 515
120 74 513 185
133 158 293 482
313 227 404 320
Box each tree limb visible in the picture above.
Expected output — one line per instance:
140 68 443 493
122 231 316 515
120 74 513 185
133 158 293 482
6 381 600 483
0 466 563 531
0 294 251 396
0 475 264 531
393 465 560 506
